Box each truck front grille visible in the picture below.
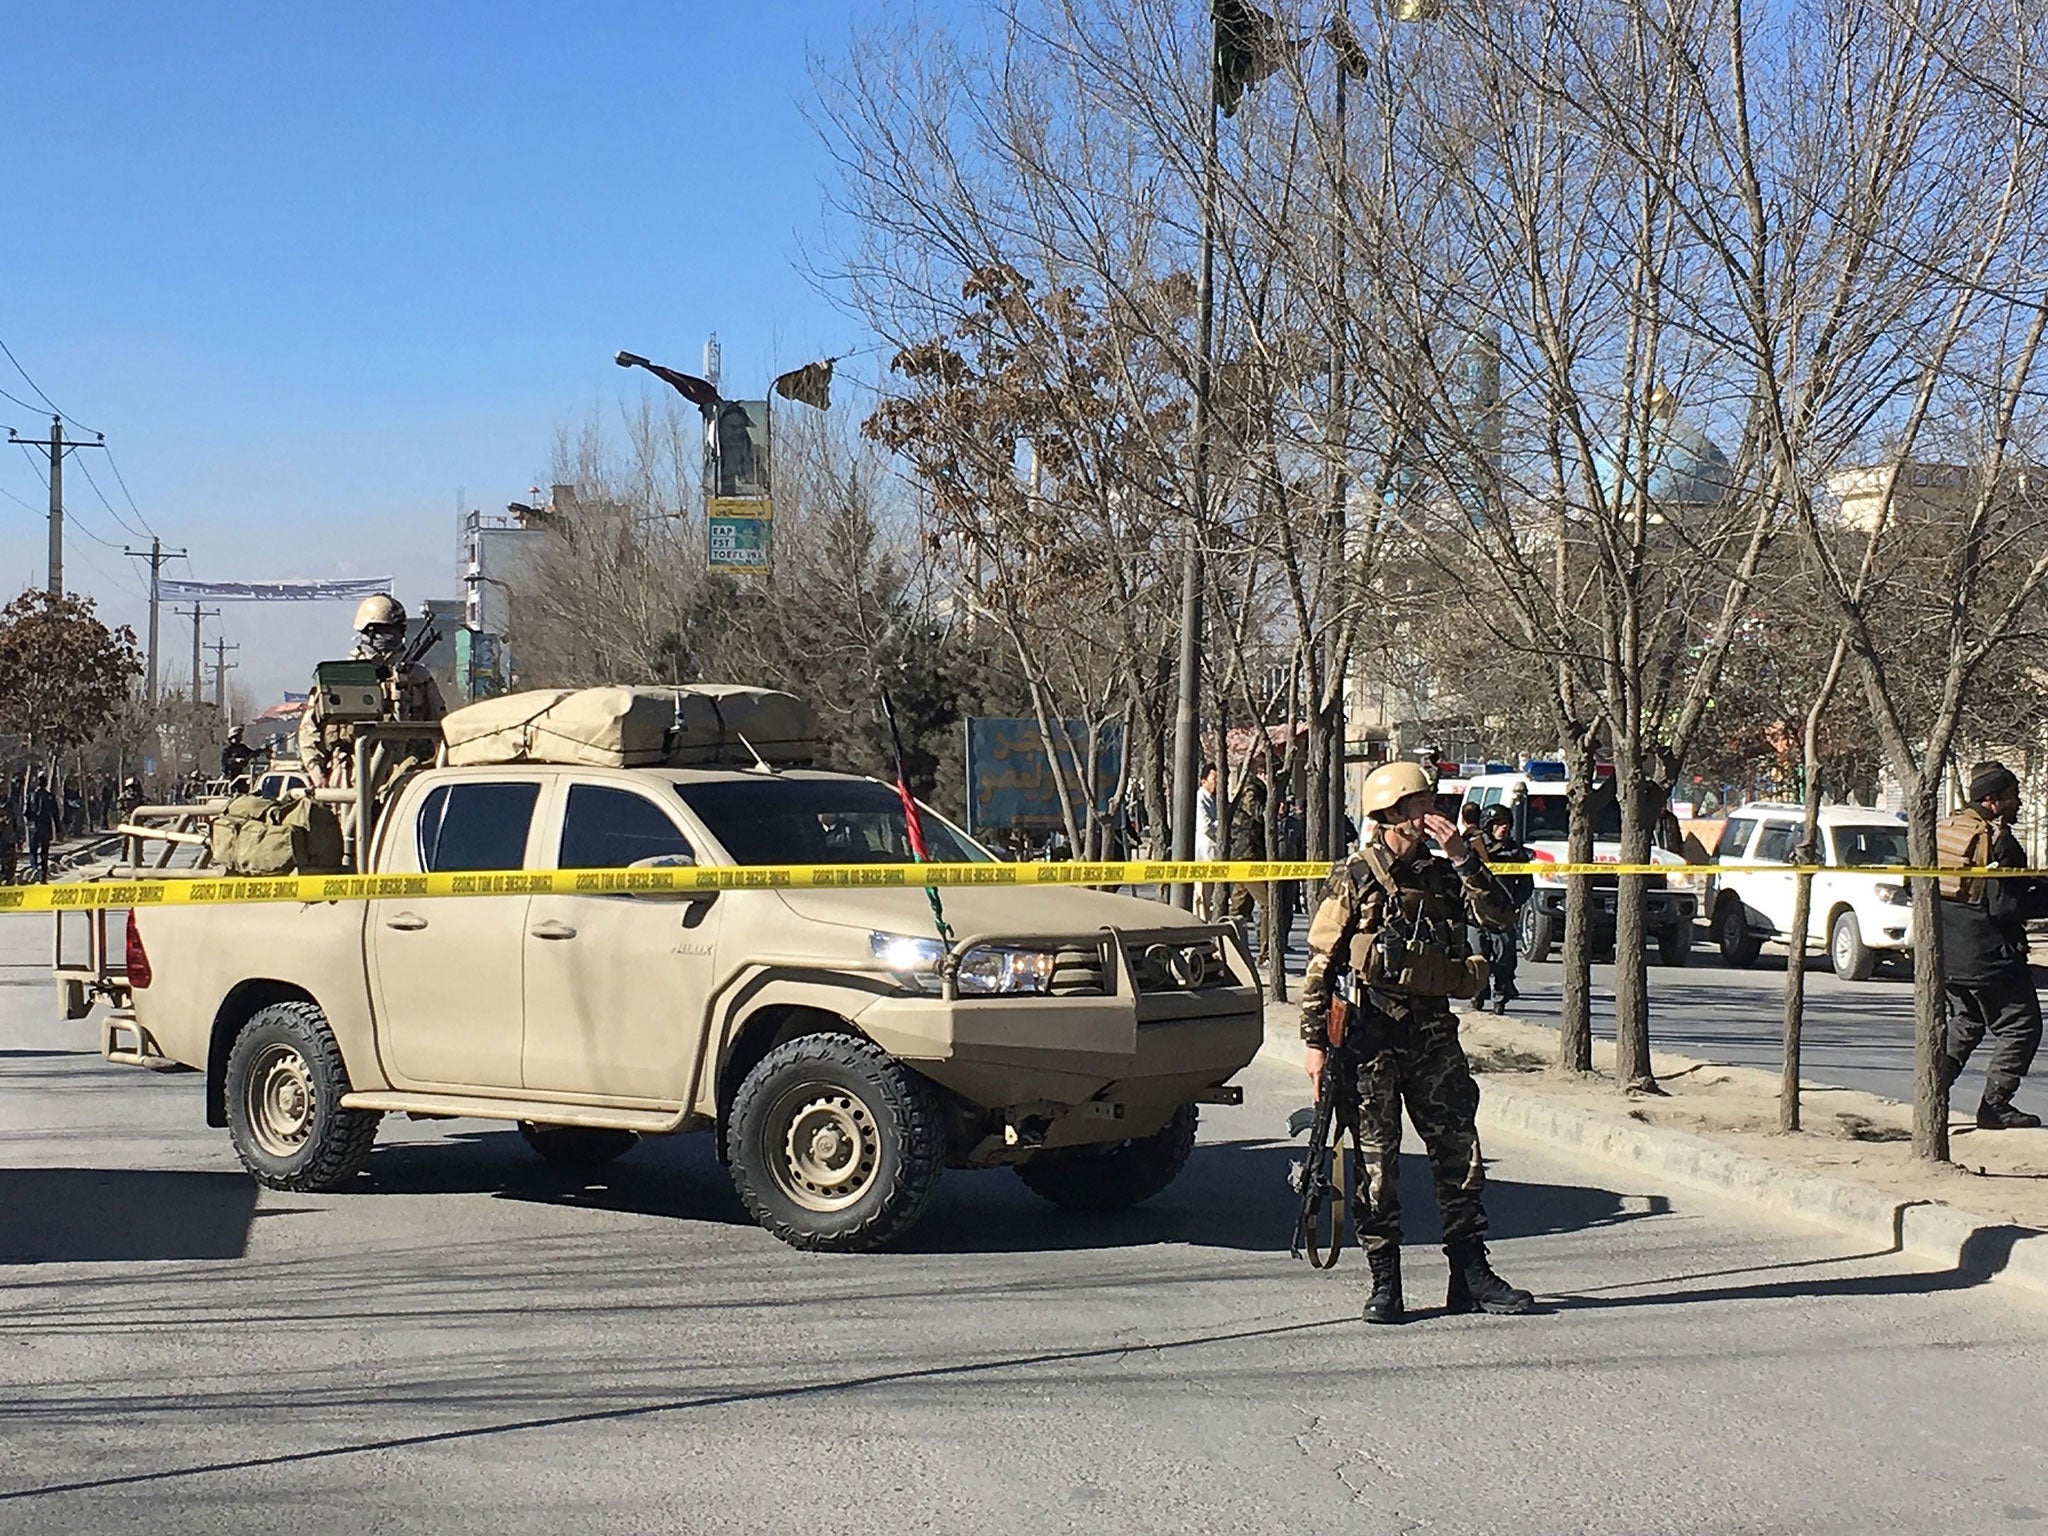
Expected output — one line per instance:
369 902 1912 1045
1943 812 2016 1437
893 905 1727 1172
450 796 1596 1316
1123 935 1234 994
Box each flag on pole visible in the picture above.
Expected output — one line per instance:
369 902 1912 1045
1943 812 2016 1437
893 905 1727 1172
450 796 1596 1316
771 358 835 411
879 685 953 945
1213 0 1301 116
615 351 720 408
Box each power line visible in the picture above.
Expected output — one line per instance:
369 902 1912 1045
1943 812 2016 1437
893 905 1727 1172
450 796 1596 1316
0 337 67 421
10 442 126 550
100 448 157 539
0 384 41 417
73 455 149 541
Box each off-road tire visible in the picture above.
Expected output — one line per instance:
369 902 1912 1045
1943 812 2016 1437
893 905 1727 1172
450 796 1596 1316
1520 903 1556 964
1716 900 1761 968
1657 921 1692 967
1830 909 1875 982
725 1033 945 1253
517 1122 639 1166
1015 1103 1199 1212
224 1001 381 1192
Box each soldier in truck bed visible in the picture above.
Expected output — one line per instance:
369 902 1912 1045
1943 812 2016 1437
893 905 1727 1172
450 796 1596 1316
298 594 445 790
1300 759 1534 1324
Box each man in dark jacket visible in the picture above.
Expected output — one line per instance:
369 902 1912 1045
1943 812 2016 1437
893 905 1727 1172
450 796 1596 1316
24 775 57 883
1472 804 1533 1013
1938 761 2048 1129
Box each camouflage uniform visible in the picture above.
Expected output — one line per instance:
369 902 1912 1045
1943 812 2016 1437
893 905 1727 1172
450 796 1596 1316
1300 839 1514 1256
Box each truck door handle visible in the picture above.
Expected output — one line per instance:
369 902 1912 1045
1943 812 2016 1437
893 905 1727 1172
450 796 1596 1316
384 912 428 932
530 920 578 940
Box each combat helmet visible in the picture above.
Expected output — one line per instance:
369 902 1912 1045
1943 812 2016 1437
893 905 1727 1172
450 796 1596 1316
1359 760 1434 821
353 593 406 632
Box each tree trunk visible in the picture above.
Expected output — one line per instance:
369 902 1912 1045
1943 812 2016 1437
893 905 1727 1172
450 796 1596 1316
1611 764 1657 1092
1780 866 1814 1132
1558 755 1596 1075
1904 789 1950 1161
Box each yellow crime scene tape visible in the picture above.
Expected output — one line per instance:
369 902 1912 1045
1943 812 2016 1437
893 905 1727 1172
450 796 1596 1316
3 858 2039 914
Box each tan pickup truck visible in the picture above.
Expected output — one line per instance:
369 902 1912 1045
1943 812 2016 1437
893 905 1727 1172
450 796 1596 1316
85 762 1262 1251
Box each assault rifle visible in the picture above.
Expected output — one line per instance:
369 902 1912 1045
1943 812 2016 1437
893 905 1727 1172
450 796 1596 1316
1288 989 1358 1269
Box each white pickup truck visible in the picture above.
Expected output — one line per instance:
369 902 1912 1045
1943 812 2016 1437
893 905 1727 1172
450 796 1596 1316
75 760 1263 1252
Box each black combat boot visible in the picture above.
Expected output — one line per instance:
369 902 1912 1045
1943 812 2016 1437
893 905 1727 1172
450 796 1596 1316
1444 1240 1534 1315
1977 1097 2043 1130
1362 1246 1405 1324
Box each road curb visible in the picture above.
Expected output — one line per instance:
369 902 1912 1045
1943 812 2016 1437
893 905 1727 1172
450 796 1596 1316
1254 1015 2048 1303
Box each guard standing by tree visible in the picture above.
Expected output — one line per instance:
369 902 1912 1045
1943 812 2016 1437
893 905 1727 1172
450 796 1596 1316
1937 761 2048 1129
1472 804 1532 1014
1300 759 1534 1323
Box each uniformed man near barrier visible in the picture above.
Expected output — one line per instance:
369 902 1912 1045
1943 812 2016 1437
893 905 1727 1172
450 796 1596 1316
1300 759 1534 1323
1937 760 2048 1129
298 595 446 790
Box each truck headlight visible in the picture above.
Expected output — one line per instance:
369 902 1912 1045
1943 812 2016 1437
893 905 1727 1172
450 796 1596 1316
955 946 1055 995
1876 883 1911 907
872 932 947 993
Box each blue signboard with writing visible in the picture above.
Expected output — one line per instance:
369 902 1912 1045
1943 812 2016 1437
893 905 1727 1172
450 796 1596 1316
964 717 1124 833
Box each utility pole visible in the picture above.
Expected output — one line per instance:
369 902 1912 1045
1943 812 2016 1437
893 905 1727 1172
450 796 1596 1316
1169 37 1221 909
123 538 187 709
7 415 106 597
180 603 219 704
209 637 238 712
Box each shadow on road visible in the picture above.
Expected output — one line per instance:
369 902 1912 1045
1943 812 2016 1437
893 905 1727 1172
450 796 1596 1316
341 1126 1671 1257
0 1168 258 1264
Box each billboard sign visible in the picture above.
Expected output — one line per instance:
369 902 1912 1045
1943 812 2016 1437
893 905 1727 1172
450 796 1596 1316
707 498 772 571
709 400 771 500
964 717 1124 833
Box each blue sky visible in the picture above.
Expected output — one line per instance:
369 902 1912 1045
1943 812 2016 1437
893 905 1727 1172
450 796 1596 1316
1 0 889 701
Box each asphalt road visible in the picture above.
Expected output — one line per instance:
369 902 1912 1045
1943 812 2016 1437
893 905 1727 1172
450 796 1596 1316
6 912 2048 1533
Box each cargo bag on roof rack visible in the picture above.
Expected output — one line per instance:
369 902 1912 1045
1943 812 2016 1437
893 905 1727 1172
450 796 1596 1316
439 685 818 769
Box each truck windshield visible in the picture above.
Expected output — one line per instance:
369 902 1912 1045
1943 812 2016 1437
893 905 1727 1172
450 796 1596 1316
674 778 991 866
1523 792 1623 840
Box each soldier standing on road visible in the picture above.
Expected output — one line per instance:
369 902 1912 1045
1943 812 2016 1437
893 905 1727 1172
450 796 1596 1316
1472 804 1533 1015
1937 761 2048 1129
24 774 57 883
0 798 17 884
1299 759 1534 1324
297 595 446 790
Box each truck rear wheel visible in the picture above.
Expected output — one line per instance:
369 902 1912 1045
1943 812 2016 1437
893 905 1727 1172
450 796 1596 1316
1015 1104 1198 1212
517 1122 639 1166
725 1034 945 1253
1521 903 1555 964
224 1001 381 1192
1657 921 1692 966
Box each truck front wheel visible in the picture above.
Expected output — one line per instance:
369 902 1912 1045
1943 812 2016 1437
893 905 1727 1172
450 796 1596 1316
224 1001 381 1192
1015 1104 1198 1212
1521 903 1556 964
725 1034 945 1253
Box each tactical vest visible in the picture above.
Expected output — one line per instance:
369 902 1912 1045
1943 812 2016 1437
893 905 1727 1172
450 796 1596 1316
1937 807 1993 904
1347 844 1488 1000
